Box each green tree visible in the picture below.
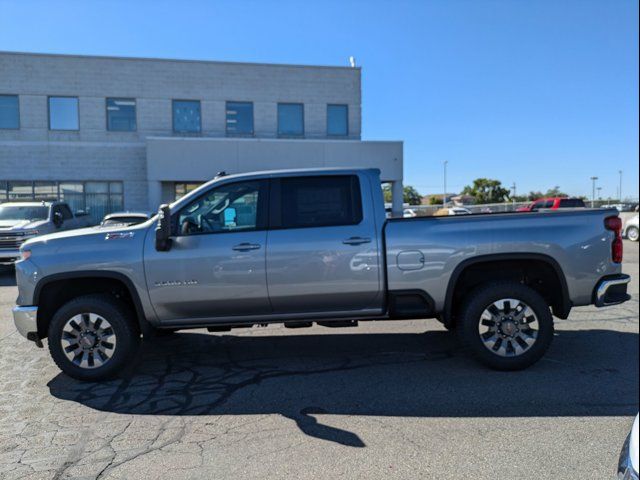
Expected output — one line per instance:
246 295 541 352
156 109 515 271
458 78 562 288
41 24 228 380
544 186 567 197
461 178 510 204
382 185 423 205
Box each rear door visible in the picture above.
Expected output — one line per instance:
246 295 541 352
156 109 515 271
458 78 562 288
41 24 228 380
266 174 382 314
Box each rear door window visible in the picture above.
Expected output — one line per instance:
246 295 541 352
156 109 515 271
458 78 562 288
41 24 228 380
274 175 362 229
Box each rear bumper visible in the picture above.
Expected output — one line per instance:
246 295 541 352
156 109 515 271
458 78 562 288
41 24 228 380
594 274 631 307
0 249 20 265
12 306 38 341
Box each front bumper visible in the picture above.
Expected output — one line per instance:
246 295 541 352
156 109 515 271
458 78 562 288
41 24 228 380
12 306 38 341
618 432 639 479
0 249 20 265
595 274 631 307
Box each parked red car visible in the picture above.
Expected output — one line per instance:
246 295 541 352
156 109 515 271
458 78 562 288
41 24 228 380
516 197 586 212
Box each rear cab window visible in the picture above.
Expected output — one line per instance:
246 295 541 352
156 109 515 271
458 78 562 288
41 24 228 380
272 175 363 229
559 198 585 208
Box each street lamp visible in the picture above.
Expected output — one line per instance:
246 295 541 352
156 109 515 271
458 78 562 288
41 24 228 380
597 186 602 201
618 170 623 202
590 176 598 208
443 161 448 206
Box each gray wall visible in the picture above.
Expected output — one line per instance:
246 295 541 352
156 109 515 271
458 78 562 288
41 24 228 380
146 137 403 207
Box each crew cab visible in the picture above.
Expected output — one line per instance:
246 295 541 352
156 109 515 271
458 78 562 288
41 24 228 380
516 197 586 212
12 169 630 381
0 201 92 265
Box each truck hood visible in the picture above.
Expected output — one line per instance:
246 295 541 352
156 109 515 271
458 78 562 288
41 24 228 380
0 219 48 231
22 220 154 251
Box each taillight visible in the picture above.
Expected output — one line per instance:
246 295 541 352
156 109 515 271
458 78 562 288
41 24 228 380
605 215 623 263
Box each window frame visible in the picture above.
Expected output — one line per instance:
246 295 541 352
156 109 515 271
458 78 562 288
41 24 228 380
326 104 349 137
172 179 270 237
0 94 20 130
106 97 137 132
225 100 254 136
277 102 305 138
48 96 80 131
172 99 202 134
269 175 363 230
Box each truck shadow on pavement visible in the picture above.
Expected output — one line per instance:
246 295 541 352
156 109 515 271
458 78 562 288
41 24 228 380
48 328 639 447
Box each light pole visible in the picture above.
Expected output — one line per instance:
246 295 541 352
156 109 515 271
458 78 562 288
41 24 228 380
443 161 448 206
597 187 602 201
511 182 517 208
618 170 623 202
590 176 598 208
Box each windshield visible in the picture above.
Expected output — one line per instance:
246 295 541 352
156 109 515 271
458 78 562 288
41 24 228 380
0 205 49 221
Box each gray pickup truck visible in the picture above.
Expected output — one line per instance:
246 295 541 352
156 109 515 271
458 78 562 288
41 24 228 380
0 201 92 265
12 169 631 381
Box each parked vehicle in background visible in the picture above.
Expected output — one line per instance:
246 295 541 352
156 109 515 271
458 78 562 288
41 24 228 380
100 212 152 228
617 414 639 480
403 208 418 218
624 215 639 242
12 168 630 381
434 207 472 216
0 201 92 265
516 197 586 212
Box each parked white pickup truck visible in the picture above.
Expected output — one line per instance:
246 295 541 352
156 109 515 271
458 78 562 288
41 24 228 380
0 201 92 264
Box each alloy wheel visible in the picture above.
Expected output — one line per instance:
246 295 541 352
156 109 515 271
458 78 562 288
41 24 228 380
61 313 117 369
477 298 539 357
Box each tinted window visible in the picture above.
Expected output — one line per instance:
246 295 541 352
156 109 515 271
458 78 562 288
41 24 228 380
279 175 362 228
278 103 304 136
60 204 73 220
327 104 348 136
173 100 201 133
49 97 79 130
0 95 19 129
559 198 585 208
226 102 253 135
178 181 266 235
107 98 137 131
0 205 48 221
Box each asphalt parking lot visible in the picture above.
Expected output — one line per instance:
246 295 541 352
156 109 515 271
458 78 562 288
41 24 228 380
0 242 637 480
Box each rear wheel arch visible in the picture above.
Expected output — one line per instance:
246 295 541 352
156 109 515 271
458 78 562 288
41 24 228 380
34 271 151 339
443 254 571 328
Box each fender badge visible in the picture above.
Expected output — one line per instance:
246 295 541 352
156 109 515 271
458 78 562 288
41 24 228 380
105 232 135 240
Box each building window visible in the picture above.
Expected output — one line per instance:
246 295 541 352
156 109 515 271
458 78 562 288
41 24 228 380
0 180 124 225
173 100 201 133
327 104 348 136
175 182 202 200
278 103 304 137
0 95 20 129
107 98 137 132
226 101 254 135
48 96 79 130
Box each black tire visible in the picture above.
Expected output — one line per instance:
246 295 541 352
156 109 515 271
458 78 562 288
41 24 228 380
457 282 554 371
627 226 639 242
48 294 140 381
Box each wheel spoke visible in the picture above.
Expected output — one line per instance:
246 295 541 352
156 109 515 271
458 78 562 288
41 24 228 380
478 297 539 358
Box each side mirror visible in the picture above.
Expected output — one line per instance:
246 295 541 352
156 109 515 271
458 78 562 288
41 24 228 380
53 211 63 227
155 204 172 252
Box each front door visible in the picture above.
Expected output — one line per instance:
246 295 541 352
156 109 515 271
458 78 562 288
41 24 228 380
266 174 382 314
144 179 271 323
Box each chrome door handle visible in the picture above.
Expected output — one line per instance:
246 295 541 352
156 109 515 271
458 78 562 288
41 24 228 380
232 243 261 251
342 236 372 245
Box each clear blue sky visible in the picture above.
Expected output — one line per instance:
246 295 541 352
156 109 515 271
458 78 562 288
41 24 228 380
2 0 638 199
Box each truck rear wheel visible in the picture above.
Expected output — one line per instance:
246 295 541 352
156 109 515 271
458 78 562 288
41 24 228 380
48 294 140 381
458 282 554 370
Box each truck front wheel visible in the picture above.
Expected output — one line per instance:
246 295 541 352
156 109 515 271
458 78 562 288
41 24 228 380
48 294 140 381
458 282 554 371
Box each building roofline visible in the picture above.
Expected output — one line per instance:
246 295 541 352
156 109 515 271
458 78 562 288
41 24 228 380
0 50 362 71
